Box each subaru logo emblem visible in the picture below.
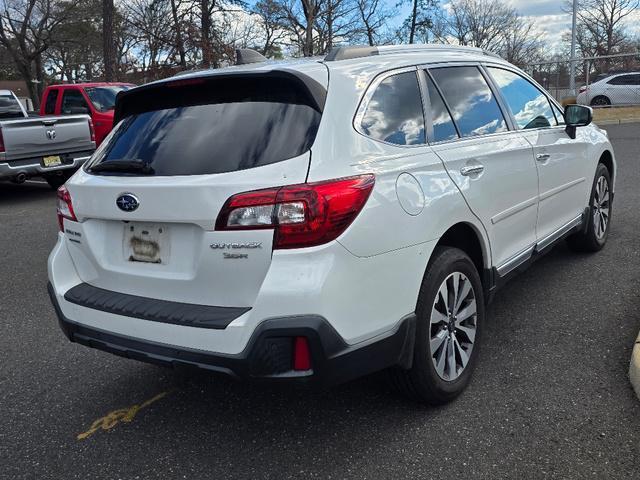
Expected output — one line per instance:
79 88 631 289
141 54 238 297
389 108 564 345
116 193 139 212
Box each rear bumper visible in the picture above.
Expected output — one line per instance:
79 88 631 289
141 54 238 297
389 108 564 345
0 150 93 180
48 282 415 386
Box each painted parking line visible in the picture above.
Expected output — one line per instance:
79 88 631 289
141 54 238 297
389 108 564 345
77 390 173 440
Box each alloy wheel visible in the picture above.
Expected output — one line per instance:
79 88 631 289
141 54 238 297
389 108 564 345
429 272 478 381
593 175 610 240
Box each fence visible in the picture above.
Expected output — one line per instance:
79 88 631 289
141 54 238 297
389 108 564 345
522 52 640 107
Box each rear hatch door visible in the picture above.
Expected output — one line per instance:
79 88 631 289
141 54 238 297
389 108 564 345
63 70 326 309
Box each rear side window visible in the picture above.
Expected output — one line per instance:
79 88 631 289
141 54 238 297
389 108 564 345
0 94 24 119
61 89 90 114
488 67 555 130
44 89 59 114
607 74 640 86
424 74 458 142
430 66 507 138
360 71 426 145
89 75 323 176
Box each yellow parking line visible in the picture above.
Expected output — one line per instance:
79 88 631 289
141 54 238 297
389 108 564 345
77 390 172 440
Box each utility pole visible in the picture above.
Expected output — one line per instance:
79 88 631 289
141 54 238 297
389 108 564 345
569 0 578 95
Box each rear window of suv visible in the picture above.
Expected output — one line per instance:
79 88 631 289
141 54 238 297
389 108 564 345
87 75 323 176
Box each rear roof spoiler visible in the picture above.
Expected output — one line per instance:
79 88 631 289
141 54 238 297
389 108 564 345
114 69 327 123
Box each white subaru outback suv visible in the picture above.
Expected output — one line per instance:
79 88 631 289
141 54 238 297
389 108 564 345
48 45 615 404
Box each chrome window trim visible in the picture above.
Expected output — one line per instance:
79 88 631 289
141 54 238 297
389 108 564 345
352 65 430 149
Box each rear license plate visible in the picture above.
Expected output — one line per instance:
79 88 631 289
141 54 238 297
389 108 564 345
124 223 170 264
42 155 62 168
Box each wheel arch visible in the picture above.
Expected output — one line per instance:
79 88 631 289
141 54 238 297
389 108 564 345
435 222 490 289
599 149 615 185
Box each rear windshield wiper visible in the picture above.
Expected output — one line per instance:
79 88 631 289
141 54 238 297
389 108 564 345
89 160 155 175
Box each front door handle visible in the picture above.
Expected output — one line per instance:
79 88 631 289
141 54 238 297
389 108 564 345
536 153 551 162
460 164 485 176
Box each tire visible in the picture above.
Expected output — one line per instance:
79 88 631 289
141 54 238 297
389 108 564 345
567 163 612 252
389 247 485 405
44 171 73 190
590 95 611 107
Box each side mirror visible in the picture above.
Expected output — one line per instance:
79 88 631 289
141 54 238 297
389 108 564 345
564 104 592 139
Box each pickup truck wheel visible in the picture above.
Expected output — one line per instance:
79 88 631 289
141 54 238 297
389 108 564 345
567 163 612 252
44 171 72 190
389 247 484 405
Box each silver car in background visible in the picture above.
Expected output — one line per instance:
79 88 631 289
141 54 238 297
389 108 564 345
577 72 640 106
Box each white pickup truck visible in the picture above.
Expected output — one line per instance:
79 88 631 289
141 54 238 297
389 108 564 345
0 89 96 189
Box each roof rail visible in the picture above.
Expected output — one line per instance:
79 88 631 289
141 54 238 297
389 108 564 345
324 44 502 62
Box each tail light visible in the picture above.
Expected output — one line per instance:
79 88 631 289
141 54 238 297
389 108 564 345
88 118 96 143
215 174 375 249
579 86 587 94
0 127 5 153
57 186 77 231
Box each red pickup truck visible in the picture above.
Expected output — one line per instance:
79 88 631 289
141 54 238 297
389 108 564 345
40 83 134 146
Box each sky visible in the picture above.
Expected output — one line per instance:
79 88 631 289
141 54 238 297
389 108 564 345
390 0 640 53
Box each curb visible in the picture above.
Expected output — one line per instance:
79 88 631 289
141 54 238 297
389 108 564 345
595 118 640 126
629 332 640 400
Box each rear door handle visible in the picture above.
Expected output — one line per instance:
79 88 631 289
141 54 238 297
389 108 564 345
536 153 550 162
460 164 485 176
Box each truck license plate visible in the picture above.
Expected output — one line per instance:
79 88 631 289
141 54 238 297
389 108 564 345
42 155 62 168
124 223 170 264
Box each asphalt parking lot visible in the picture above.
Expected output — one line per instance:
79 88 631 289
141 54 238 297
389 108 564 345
2 123 639 480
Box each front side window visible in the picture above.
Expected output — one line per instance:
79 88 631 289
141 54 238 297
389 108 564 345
488 67 556 130
360 71 426 146
429 66 507 138
61 89 90 114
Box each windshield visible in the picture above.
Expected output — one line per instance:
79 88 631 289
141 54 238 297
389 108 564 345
87 75 323 176
0 94 24 119
84 86 131 112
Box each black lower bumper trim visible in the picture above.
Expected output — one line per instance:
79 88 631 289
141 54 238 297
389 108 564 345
48 282 415 386
64 282 250 329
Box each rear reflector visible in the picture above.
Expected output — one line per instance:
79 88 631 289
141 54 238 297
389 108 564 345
0 127 4 154
57 186 77 231
215 174 375 249
293 337 311 371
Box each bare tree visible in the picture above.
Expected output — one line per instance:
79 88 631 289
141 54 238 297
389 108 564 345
251 0 287 56
316 0 359 53
0 0 78 106
354 0 393 46
500 14 543 67
123 0 173 77
169 0 187 67
103 0 115 80
569 0 639 59
435 0 515 51
278 0 322 56
396 0 437 44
